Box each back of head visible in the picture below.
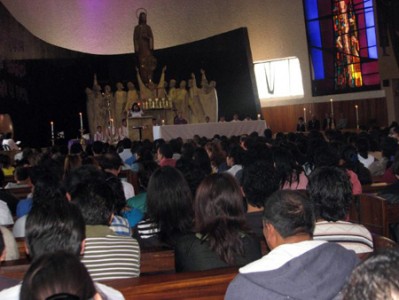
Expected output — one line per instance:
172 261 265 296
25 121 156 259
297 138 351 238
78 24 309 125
122 138 132 149
92 141 104 155
263 190 314 238
241 160 278 208
32 173 66 209
26 202 85 260
98 152 123 171
14 166 30 182
195 173 246 235
195 173 248 264
147 166 193 242
158 143 173 159
307 166 352 221
343 249 399 300
65 165 114 225
20 251 96 300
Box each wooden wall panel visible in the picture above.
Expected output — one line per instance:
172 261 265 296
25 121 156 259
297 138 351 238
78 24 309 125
261 98 388 133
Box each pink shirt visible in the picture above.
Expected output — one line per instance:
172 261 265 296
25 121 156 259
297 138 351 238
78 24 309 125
282 172 308 190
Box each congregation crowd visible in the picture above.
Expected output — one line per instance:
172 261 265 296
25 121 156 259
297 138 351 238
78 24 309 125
0 123 398 298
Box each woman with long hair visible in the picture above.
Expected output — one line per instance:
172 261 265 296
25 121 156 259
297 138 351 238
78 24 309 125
273 147 308 190
175 173 261 272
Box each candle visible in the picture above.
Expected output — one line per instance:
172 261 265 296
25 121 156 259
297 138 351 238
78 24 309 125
330 99 334 115
162 119 165 125
79 112 83 130
50 121 54 137
355 105 359 129
303 108 307 123
257 114 261 120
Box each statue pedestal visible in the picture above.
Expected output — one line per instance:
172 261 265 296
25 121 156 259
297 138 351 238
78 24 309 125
128 116 154 141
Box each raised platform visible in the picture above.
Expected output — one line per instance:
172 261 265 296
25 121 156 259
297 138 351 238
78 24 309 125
152 120 267 141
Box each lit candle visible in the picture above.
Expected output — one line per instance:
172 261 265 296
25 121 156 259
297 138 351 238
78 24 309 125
303 108 307 123
162 119 165 125
257 114 261 120
355 105 359 129
50 121 54 138
330 99 334 115
79 112 83 130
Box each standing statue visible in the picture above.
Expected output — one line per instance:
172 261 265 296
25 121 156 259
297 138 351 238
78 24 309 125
103 85 115 125
136 65 166 100
188 73 206 124
134 9 157 84
175 80 189 121
199 69 218 122
114 82 127 128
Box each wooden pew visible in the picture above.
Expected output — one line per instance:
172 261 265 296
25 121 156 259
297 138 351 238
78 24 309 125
7 186 31 200
0 245 176 281
350 194 399 238
104 267 238 299
362 182 389 194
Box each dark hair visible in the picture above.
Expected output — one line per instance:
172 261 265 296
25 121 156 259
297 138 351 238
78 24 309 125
137 160 160 190
226 145 244 166
92 141 104 155
63 154 82 179
20 251 97 300
307 166 352 221
158 143 173 159
356 138 370 159
14 166 30 181
104 172 126 214
98 152 123 171
26 202 85 260
147 167 193 244
313 146 339 168
272 147 304 189
342 249 399 300
195 173 248 265
69 143 83 155
32 174 67 209
0 230 4 255
263 190 315 238
65 165 115 225
175 158 207 198
121 138 132 149
192 147 212 175
241 161 278 208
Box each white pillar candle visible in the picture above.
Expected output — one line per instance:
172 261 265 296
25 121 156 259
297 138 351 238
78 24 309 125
355 105 359 129
303 108 307 123
257 114 261 120
79 112 83 130
50 121 54 137
330 99 334 115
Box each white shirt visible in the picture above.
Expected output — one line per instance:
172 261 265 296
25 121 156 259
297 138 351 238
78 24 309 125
239 240 326 274
357 153 375 169
122 180 135 200
0 200 13 226
0 282 124 300
12 215 26 238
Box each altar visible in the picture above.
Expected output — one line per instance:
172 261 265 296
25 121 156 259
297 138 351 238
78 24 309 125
152 120 267 141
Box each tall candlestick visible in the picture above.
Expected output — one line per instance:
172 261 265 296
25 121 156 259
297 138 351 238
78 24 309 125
355 105 359 129
330 99 334 115
79 112 83 130
303 108 307 123
257 114 261 120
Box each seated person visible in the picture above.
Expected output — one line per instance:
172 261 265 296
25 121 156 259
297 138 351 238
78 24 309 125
157 143 176 167
65 165 140 281
342 249 399 300
0 200 123 299
20 251 104 300
296 117 306 132
241 160 279 240
174 112 188 124
308 166 373 254
0 154 14 176
226 190 359 300
5 166 31 189
175 173 261 272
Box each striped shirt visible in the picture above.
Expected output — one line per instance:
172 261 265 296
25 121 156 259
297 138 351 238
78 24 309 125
82 225 140 281
313 220 373 254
